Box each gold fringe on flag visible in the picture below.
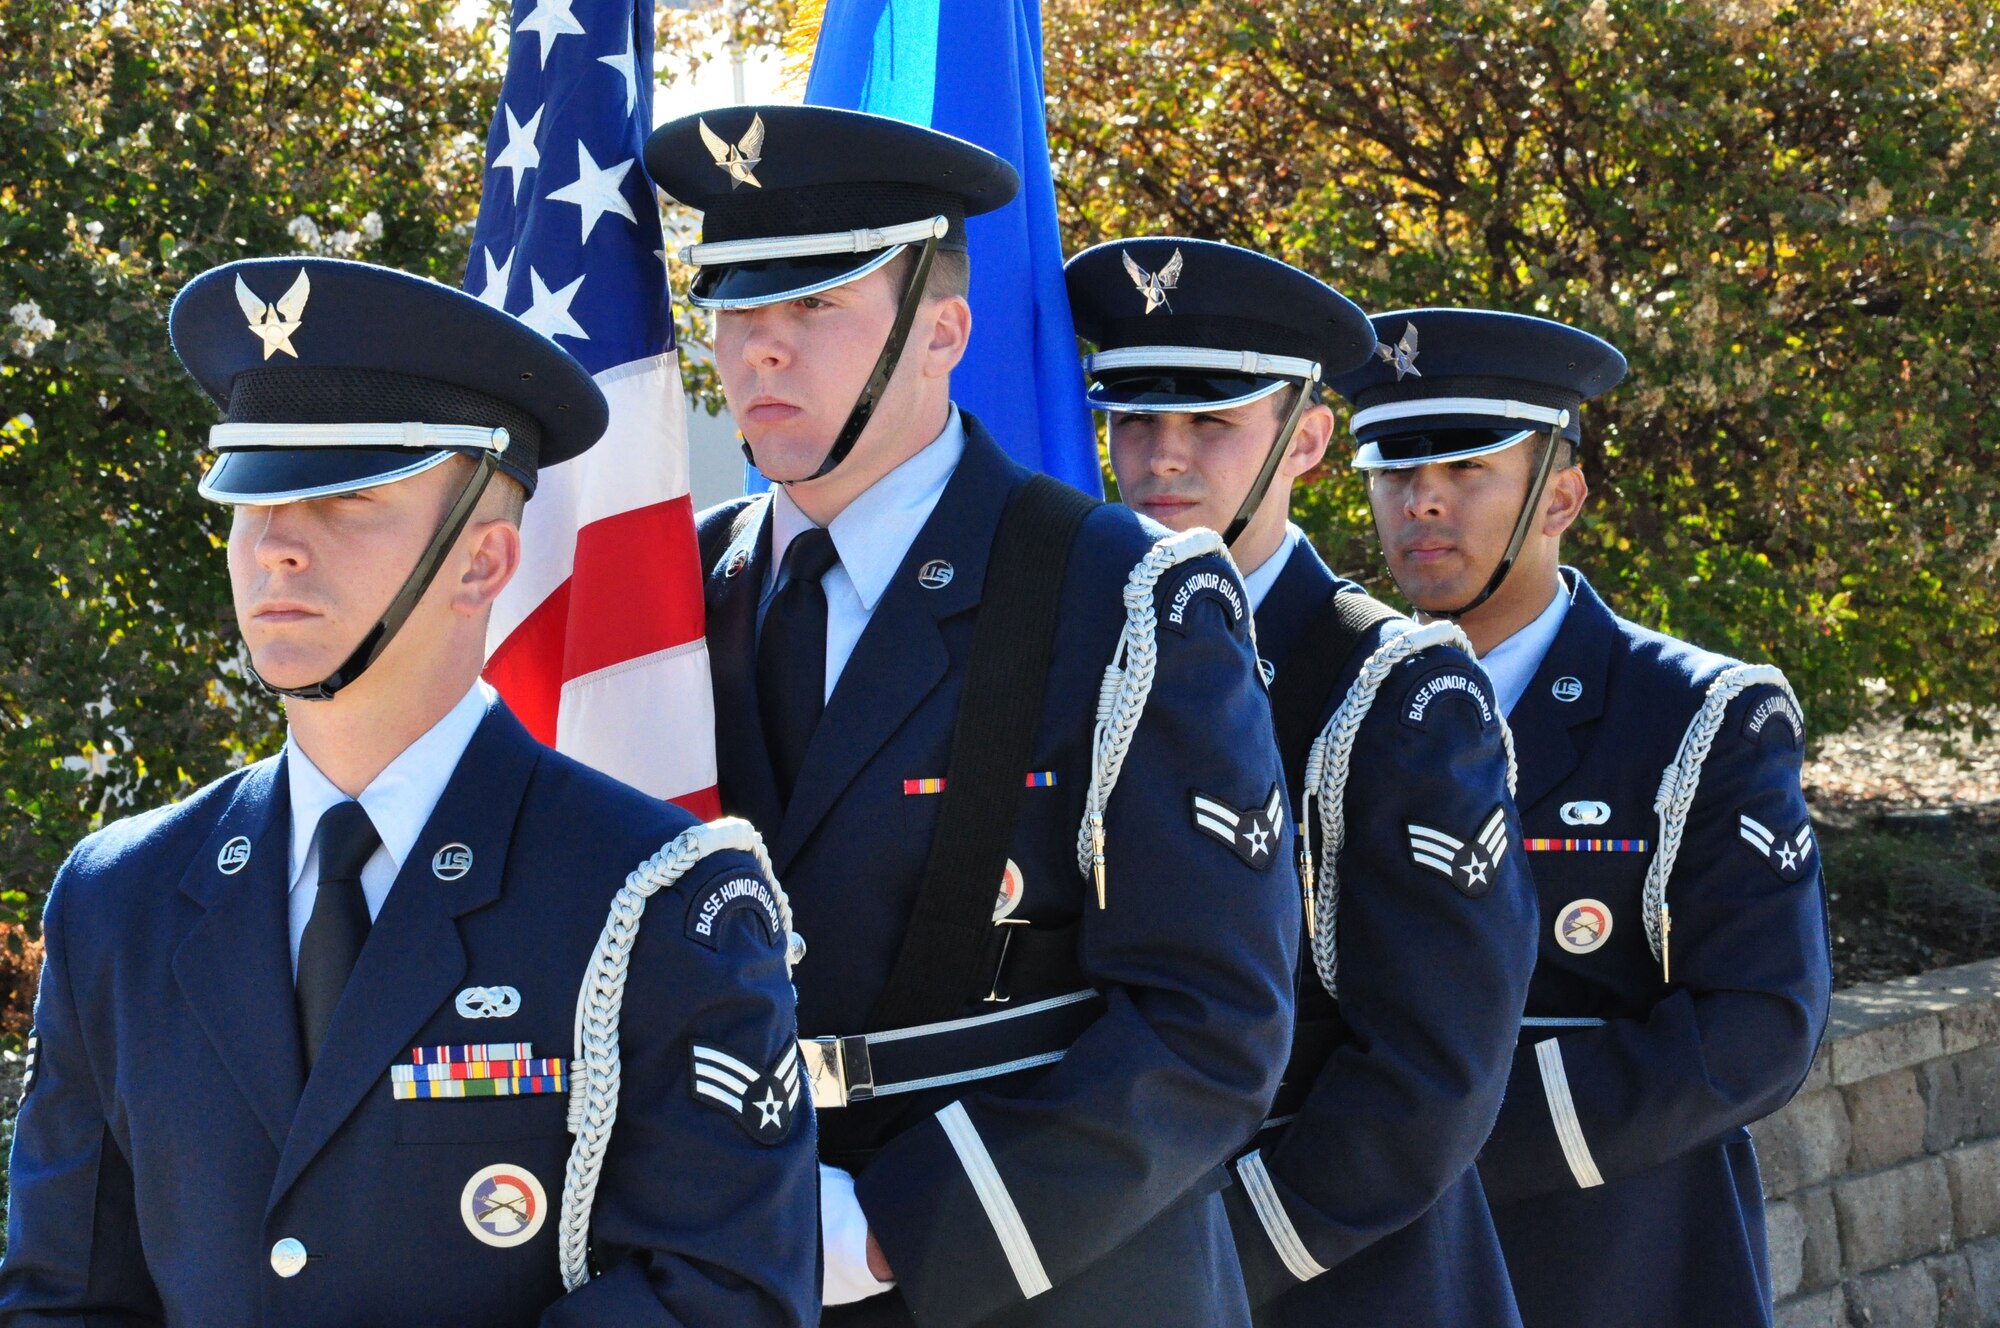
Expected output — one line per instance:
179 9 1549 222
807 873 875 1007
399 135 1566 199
777 0 826 95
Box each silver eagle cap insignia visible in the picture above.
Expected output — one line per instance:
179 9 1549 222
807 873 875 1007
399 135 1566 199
235 270 311 361
1375 320 1421 380
699 114 766 190
1122 247 1183 315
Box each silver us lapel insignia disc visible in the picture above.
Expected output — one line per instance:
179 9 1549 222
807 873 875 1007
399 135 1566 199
917 559 954 589
432 843 474 880
455 986 521 1019
216 835 253 875
460 1163 548 1248
1551 676 1584 703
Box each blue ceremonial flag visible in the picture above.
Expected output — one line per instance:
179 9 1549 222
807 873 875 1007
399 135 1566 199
800 0 1102 496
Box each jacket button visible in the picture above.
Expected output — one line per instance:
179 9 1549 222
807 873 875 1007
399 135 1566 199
270 1237 309 1278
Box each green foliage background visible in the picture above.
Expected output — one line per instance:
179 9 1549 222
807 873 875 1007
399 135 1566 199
1047 0 2000 737
1 0 1996 944
0 0 501 927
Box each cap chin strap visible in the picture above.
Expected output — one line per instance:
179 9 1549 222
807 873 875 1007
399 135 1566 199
739 232 943 487
1425 430 1562 620
251 452 500 702
1221 381 1315 548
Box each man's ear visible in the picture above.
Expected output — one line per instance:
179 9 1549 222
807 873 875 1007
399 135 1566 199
452 518 522 617
1282 401 1336 481
919 295 972 379
1541 462 1588 538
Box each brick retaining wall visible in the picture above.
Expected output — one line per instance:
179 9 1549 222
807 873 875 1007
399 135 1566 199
1755 957 2000 1327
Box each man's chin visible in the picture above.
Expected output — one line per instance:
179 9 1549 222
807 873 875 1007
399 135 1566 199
740 431 831 484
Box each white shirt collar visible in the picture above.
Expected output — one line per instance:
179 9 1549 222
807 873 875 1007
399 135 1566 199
285 680 494 890
1242 523 1304 613
767 405 966 612
1477 578 1574 717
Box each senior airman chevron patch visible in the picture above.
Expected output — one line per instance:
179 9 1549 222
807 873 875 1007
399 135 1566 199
691 1041 800 1145
1408 806 1510 898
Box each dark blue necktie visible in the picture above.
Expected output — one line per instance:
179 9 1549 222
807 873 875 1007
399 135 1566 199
295 800 380 1067
757 527 840 807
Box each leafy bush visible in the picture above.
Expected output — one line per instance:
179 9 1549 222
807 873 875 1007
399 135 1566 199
1047 0 2000 736
0 0 501 933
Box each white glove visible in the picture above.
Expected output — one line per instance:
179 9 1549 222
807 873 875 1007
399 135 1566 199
821 1163 895 1305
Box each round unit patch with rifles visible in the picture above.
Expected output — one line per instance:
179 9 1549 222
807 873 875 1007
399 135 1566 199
1555 899 1614 955
460 1163 548 1249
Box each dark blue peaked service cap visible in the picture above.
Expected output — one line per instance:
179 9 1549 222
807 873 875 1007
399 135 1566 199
1328 308 1627 469
1063 237 1377 413
644 104 1020 311
170 257 608 504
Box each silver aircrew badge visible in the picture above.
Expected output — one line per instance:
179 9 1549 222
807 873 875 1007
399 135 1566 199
1375 321 1421 380
234 270 310 361
1122 247 1183 315
699 114 766 189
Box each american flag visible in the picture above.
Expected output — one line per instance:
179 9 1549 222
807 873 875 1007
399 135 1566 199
467 0 719 817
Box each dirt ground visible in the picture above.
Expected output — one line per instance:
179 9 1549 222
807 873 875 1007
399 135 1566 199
1803 709 2000 988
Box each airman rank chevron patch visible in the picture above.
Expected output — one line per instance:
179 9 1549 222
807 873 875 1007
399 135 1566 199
1191 784 1283 869
1739 812 1816 882
690 1040 800 1145
1408 806 1510 898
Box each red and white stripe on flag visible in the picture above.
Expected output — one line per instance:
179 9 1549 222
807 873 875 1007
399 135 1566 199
484 353 720 819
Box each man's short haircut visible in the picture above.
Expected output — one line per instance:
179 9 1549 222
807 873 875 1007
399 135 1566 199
447 452 528 524
1270 380 1326 421
1530 431 1579 472
885 246 971 303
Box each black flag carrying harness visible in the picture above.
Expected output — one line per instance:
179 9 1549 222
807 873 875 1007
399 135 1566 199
703 475 1105 1122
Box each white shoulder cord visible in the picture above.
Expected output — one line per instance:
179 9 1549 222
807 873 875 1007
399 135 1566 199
558 817 799 1291
1075 527 1235 909
1298 620 1518 999
1642 664 1801 981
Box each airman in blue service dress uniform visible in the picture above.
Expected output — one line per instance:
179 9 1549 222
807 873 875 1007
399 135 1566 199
1338 308 1833 1328
0 258 819 1327
644 108 1298 1328
1069 238 1539 1328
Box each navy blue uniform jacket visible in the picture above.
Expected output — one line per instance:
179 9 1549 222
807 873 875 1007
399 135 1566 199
0 700 819 1327
698 418 1298 1328
1478 570 1832 1328
1222 537 1536 1327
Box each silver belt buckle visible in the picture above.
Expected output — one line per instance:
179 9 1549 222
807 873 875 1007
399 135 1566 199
800 1035 876 1109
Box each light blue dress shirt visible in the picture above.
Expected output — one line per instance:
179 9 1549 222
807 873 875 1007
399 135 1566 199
1475 577 1573 717
284 680 491 972
760 406 967 703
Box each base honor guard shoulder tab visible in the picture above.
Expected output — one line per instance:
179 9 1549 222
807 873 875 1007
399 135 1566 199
1157 558 1249 639
1741 688 1805 750
1398 659 1498 733
685 873 784 950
